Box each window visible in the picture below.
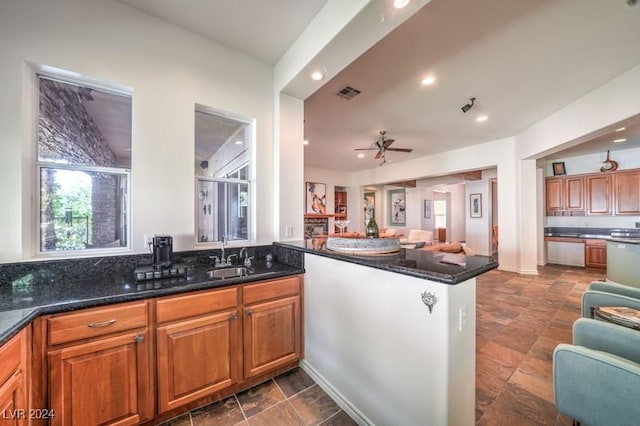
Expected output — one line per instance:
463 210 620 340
37 75 131 253
434 200 447 229
195 108 252 243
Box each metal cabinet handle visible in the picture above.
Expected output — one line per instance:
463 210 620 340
230 313 237 321
246 310 253 316
133 334 144 343
87 319 116 328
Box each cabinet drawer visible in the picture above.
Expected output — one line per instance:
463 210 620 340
0 331 24 387
157 287 238 324
48 301 148 346
243 276 301 305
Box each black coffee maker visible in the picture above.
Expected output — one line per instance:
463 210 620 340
152 235 173 269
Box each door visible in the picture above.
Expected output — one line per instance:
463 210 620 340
243 296 301 378
545 178 564 212
565 176 584 211
586 175 612 215
0 371 25 426
156 310 241 413
615 171 640 215
48 330 152 426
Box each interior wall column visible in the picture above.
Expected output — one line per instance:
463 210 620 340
518 159 539 274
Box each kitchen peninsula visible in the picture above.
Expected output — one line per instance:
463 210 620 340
275 240 498 426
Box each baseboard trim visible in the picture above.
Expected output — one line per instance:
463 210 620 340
497 265 539 275
299 360 373 426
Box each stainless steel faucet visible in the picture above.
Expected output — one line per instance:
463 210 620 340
220 234 226 265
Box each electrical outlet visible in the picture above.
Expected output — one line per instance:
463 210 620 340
285 226 293 238
458 305 467 332
144 234 153 247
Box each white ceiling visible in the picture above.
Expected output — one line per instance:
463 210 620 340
117 0 329 64
303 0 640 171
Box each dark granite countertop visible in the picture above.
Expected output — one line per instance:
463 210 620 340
544 227 640 241
0 246 304 345
275 240 498 285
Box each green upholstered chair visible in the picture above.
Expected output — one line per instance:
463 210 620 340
581 281 640 319
553 318 640 426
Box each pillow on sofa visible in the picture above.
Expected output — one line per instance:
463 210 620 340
439 242 463 253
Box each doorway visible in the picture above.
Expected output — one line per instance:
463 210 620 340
490 179 498 256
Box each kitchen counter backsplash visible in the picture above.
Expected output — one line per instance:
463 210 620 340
544 227 640 238
0 245 287 285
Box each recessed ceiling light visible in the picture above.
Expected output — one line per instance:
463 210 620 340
357 153 365 158
421 76 435 86
234 140 243 145
614 138 627 143
394 0 410 9
303 140 310 145
310 71 324 81
476 115 489 122
615 127 626 132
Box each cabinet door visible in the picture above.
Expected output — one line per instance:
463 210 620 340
565 176 584 211
0 371 25 426
48 330 152 426
585 240 607 268
243 296 301 379
545 178 564 212
615 171 640 215
586 175 612 215
156 310 241 413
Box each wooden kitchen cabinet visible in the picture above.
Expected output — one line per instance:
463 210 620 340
586 174 612 215
156 288 241 413
243 277 302 379
545 176 584 215
614 170 640 215
585 239 607 269
46 301 153 426
0 329 29 426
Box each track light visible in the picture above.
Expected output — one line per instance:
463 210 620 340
461 97 476 113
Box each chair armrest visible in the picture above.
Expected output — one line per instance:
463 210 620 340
573 318 640 364
553 343 640 426
588 281 640 299
581 290 640 318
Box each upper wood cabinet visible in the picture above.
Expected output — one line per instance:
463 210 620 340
614 170 640 215
586 174 612 215
545 176 584 215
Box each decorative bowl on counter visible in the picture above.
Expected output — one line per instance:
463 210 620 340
326 236 400 255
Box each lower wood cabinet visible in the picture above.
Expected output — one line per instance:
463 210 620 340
45 301 153 426
36 274 303 424
242 278 302 381
585 239 607 269
156 309 241 413
0 329 29 426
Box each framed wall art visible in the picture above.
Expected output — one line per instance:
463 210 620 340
388 189 406 226
470 193 482 218
364 191 375 222
306 182 327 214
424 199 432 219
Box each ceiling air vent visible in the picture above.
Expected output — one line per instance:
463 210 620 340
336 86 361 100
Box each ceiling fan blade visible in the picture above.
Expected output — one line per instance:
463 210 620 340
354 148 379 151
374 151 383 159
386 148 413 153
382 138 395 148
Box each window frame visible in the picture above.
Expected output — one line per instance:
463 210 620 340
194 106 255 246
34 71 132 257
433 199 447 229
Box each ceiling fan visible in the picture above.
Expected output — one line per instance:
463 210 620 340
355 131 413 165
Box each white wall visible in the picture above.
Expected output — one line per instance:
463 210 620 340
465 178 490 256
447 183 466 242
544 146 640 177
0 0 274 262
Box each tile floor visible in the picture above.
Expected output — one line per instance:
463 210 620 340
161 368 357 426
164 264 603 426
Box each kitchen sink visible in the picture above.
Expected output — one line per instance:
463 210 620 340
207 267 250 279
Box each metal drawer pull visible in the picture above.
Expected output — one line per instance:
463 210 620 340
133 334 144 343
230 313 237 321
246 310 253 316
87 319 117 328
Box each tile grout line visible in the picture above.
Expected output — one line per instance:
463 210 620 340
234 393 248 422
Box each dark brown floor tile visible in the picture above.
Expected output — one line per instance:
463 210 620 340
492 328 538 354
191 397 244 426
289 385 341 425
528 336 562 363
161 413 192 426
275 368 315 398
247 402 304 426
492 383 558 425
318 410 357 426
237 380 285 418
508 369 554 403
518 354 553 381
480 341 526 368
541 322 572 343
